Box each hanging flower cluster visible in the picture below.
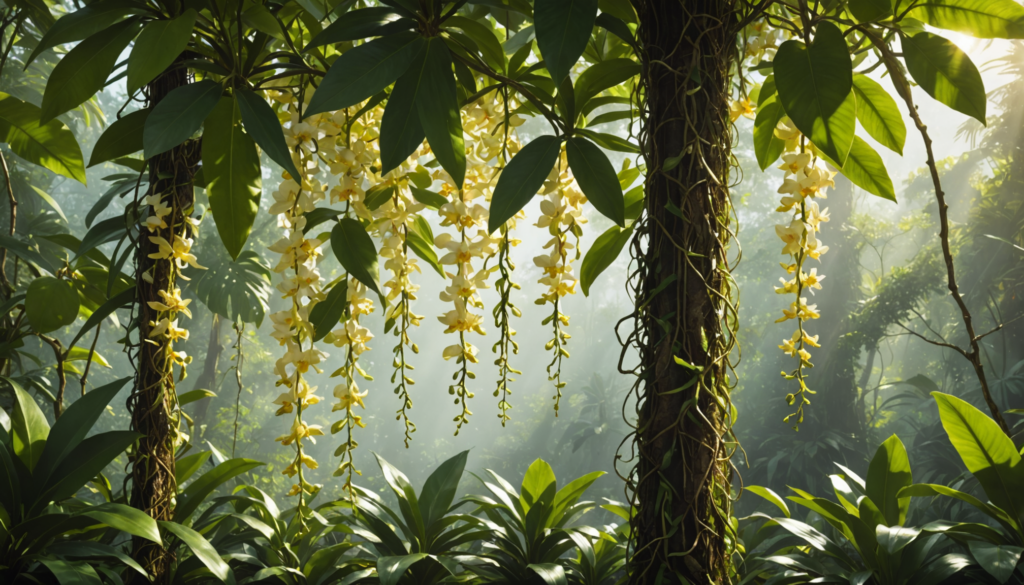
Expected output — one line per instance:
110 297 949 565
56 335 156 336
772 128 833 428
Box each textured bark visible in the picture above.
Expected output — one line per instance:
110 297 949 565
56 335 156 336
628 1 737 583
128 63 199 583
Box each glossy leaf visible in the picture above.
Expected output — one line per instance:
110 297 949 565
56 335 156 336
306 31 426 115
968 540 1024 583
175 450 212 484
38 559 103 585
174 458 263 523
188 250 272 326
37 431 141 507
908 0 1024 39
47 541 148 578
177 389 215 407
573 58 640 115
852 74 906 155
754 94 787 171
126 10 196 95
903 32 987 124
0 93 86 183
309 279 349 343
410 186 448 210
307 7 407 48
80 502 162 544
488 135 561 232
528 563 567 585
332 218 382 295
774 21 855 165
26 0 139 66
88 109 149 167
407 216 444 277
378 554 428 585
825 136 895 202
419 450 468 527
417 39 466 188
41 20 141 123
534 0 599 84
67 287 133 349
580 224 632 296
144 79 222 159
161 520 232 582
203 96 262 260
746 485 791 518
865 434 912 526
26 276 79 333
521 459 557 511
236 89 302 180
380 49 428 176
566 136 624 226
7 378 49 471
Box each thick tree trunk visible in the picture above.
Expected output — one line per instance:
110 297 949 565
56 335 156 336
128 64 199 583
627 1 738 583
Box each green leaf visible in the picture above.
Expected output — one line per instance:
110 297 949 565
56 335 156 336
174 458 263 523
307 7 407 48
88 109 149 167
144 79 222 159
849 0 894 22
379 51 428 176
35 431 141 507
746 485 791 518
41 20 141 123
488 135 561 232
419 450 468 528
66 287 133 349
900 483 1017 530
236 89 302 181
377 554 428 585
968 540 1024 583
774 21 855 165
824 136 896 202
126 10 196 95
903 32 987 124
580 224 632 296
566 136 624 226
407 216 444 277
160 521 232 582
364 184 397 211
852 74 906 155
47 541 148 578
0 93 86 183
573 58 640 115
26 0 141 67
79 502 162 544
754 94 788 171
175 450 211 485
534 0 599 84
445 16 505 71
417 39 466 188
865 434 912 526
306 31 426 116
933 392 1024 529
907 0 1024 39
309 279 349 343
331 218 382 295
26 276 79 333
177 389 215 407
521 459 557 511
7 377 49 472
528 563 567 585
38 559 103 585
573 128 638 153
410 186 447 209
203 96 262 260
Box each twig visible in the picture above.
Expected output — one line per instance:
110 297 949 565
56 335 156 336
35 333 65 418
80 324 101 395
231 320 244 458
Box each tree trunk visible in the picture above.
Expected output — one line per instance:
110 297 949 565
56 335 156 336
128 63 199 583
189 313 225 439
627 1 737 583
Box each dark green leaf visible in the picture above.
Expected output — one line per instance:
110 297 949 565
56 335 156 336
126 10 196 95
488 135 561 232
566 136 624 226
88 109 149 168
306 31 426 116
38 559 103 585
968 540 1024 583
160 521 232 582
445 16 505 71
528 563 567 585
580 225 632 296
849 0 894 22
203 96 262 260
67 287 133 349
534 0 599 84
908 0 1024 38
26 276 79 333
144 79 222 159
852 74 906 154
407 216 444 277
410 186 447 209
310 279 349 342
364 184 397 211
573 128 638 153
377 554 428 585
823 136 896 202
753 94 787 171
175 450 211 484
79 502 162 544
0 93 86 183
419 450 468 527
41 20 141 123
47 541 148 578
865 434 912 526
902 32 987 124
331 218 382 295
36 431 141 506
774 21 855 165
379 50 427 176
573 58 640 115
26 0 141 67
174 458 263 523
7 377 49 472
417 39 466 188
307 7 406 48
236 88 302 181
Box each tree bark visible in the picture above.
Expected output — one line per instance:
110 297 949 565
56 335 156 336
625 1 738 583
128 63 199 583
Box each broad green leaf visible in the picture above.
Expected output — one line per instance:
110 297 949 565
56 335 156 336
26 0 141 66
574 128 639 153
407 216 444 277
824 136 895 202
746 485 791 517
35 431 141 507
7 378 49 471
865 434 912 526
306 31 426 116
26 276 79 333
573 58 640 115
377 554 428 585
521 459 557 511
41 20 141 123
900 483 1017 530
38 559 102 585
174 458 263 523
774 21 855 165
67 287 133 349
175 450 212 485
417 39 466 188
419 450 468 527
144 79 222 159
380 49 428 176
331 218 383 295
852 74 906 154
88 109 149 167
410 186 447 209
907 0 1024 39
203 96 262 260
47 541 148 578
528 563 567 585
754 94 788 171
126 10 196 95
968 540 1024 583
903 32 987 124
933 392 1024 528
79 502 162 544
488 135 561 232
160 521 232 582
309 279 349 342
534 0 599 84
445 16 505 71
849 0 894 22
0 93 86 183
551 470 604 525
177 388 215 407
236 89 302 181
599 0 636 22
773 516 857 566
566 136 624 226
307 7 407 48
580 224 632 296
